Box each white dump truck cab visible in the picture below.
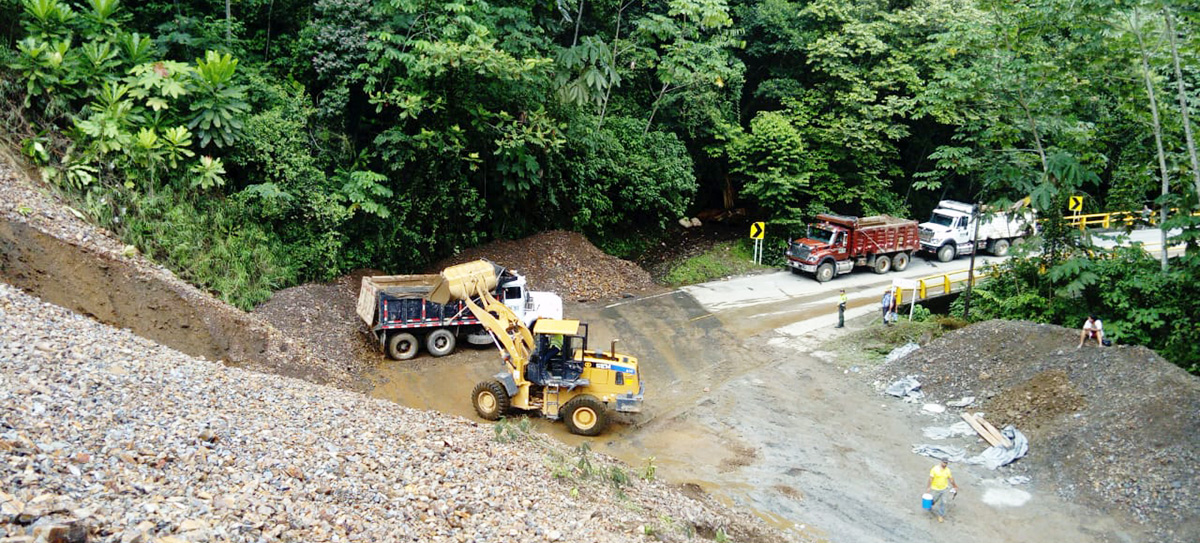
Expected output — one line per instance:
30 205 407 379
466 271 563 345
919 201 976 262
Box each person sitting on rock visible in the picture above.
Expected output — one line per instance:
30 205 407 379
1077 315 1104 349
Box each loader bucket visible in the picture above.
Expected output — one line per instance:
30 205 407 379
429 260 505 304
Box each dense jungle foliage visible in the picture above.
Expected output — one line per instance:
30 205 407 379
1 0 1198 371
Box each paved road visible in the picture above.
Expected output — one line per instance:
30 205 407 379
676 227 1178 338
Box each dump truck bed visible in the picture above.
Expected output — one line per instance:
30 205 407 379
356 275 440 325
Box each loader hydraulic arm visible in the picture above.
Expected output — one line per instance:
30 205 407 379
429 261 535 369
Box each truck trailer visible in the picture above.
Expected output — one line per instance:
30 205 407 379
919 200 1037 262
786 214 920 282
356 266 562 360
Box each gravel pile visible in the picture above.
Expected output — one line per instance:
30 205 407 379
431 231 659 302
0 282 790 543
878 320 1200 543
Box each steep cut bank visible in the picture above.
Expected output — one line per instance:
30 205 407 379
0 154 355 388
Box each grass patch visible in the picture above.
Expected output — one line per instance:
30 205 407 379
662 239 773 286
829 319 945 369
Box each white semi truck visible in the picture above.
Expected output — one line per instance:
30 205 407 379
919 200 1037 262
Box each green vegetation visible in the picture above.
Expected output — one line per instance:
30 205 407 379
492 416 534 443
662 239 770 286
1 0 1198 371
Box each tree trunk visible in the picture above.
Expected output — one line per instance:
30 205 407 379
1165 9 1200 208
572 0 585 47
645 82 669 135
226 0 232 46
1133 24 1171 271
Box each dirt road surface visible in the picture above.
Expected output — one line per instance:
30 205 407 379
369 281 1147 543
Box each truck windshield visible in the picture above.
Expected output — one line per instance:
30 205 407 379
928 212 956 227
806 225 836 244
503 286 523 301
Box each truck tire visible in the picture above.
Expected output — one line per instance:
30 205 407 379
873 255 892 274
991 239 1011 256
936 244 956 263
425 329 456 357
472 380 510 421
563 396 609 436
386 332 419 360
815 262 836 283
892 252 911 271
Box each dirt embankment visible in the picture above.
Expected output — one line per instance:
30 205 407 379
879 320 1200 543
0 154 357 389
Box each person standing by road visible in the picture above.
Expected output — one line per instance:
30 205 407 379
926 459 959 523
837 289 847 328
881 288 895 326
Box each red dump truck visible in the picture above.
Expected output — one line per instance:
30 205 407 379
786 214 920 282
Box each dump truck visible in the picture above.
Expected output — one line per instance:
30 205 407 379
356 267 562 360
427 260 644 436
786 214 920 282
919 200 1037 262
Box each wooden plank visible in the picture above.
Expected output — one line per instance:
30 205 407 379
975 416 1013 448
960 413 1003 448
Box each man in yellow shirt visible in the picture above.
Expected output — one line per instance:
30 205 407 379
926 459 959 523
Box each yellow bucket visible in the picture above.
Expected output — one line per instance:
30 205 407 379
429 260 503 304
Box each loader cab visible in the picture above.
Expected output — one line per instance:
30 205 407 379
527 319 587 384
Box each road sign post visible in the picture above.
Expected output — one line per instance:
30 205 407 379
750 222 765 265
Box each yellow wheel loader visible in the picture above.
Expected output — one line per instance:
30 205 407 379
429 260 644 436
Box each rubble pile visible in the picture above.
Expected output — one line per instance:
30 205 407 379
880 319 1199 543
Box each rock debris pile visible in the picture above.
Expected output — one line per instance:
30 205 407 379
0 283 788 543
880 320 1199 543
432 231 658 302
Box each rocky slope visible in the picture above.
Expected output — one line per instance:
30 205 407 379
0 282 788 543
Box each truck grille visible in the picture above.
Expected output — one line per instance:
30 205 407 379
919 229 933 243
789 242 810 261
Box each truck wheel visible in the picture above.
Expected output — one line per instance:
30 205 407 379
426 329 456 357
563 396 609 436
471 380 510 421
873 255 892 274
991 239 1011 256
936 244 956 263
815 262 835 283
892 252 910 271
386 332 419 360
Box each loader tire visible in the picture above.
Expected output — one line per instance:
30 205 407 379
892 252 911 271
426 329 455 357
386 332 419 360
563 396 608 436
472 380 510 421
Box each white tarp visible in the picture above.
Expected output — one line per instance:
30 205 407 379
965 426 1029 470
885 375 922 397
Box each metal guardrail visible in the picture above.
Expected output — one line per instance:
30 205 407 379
895 268 989 305
1064 209 1200 229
